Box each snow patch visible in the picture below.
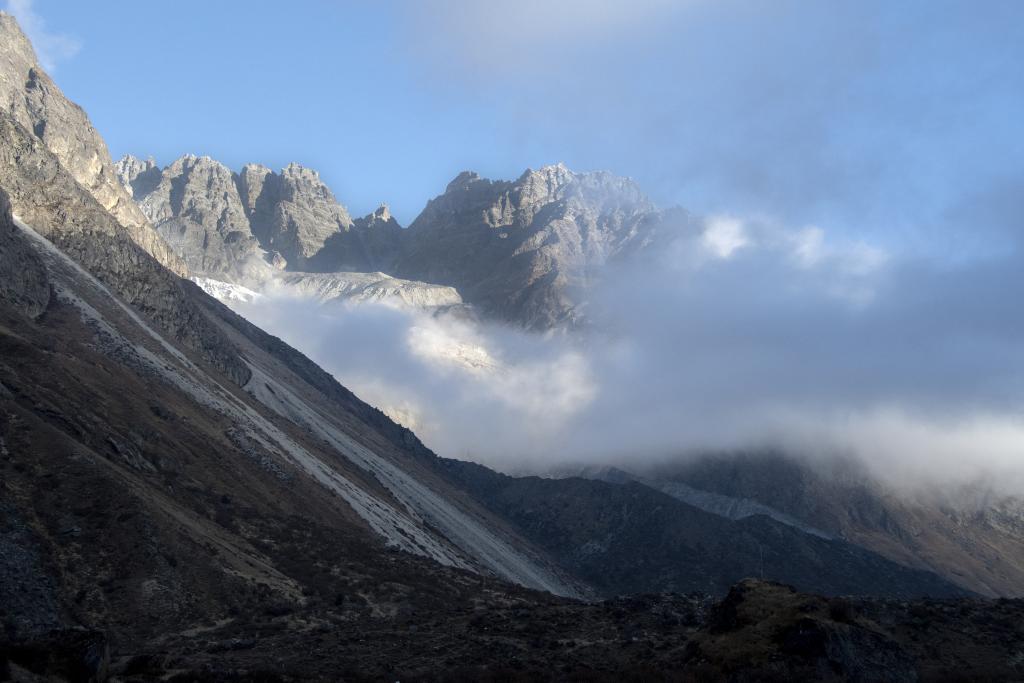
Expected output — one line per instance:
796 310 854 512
193 276 263 303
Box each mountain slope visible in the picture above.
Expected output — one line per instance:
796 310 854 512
0 12 186 277
643 452 1024 598
439 459 966 599
0 188 581 598
0 97 584 613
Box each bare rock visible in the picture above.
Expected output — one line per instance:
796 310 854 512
0 12 187 277
395 163 680 329
0 187 49 318
307 202 403 273
127 154 273 285
239 162 354 270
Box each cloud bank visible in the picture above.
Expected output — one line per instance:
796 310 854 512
233 214 1024 493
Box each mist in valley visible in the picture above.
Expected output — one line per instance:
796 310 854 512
232 209 1024 495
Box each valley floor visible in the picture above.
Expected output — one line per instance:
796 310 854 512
5 580 1023 682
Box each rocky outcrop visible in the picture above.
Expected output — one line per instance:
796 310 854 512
123 154 274 284
109 148 698 328
238 162 353 270
0 187 49 318
307 203 403 273
0 12 186 277
114 154 161 199
114 155 464 314
395 163 678 329
116 152 688 328
122 156 367 282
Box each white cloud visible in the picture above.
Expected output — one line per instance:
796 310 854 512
5 0 81 71
219 210 1024 492
232 293 597 467
701 215 750 258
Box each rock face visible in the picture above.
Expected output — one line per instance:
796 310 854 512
0 109 250 385
117 155 452 310
119 154 273 284
118 152 687 328
0 187 49 318
114 153 161 199
394 163 680 329
120 155 385 284
0 11 186 277
238 162 353 271
308 202 403 273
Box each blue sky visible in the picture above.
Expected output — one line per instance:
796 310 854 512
8 0 1024 250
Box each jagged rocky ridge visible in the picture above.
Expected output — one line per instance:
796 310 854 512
116 152 687 327
116 153 458 312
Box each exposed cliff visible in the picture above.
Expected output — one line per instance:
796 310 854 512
0 11 186 276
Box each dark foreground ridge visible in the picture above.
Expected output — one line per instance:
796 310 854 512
3 579 1023 682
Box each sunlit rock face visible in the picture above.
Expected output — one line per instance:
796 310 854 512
0 12 187 276
237 162 355 271
393 163 688 329
121 154 275 286
117 144 693 329
119 154 406 290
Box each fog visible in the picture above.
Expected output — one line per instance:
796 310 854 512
234 214 1024 493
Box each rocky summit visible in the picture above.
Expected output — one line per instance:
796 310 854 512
393 163 686 329
116 150 690 328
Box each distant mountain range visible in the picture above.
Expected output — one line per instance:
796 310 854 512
115 151 689 329
2 10 1024 680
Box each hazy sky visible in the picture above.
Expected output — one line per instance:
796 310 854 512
8 0 1023 246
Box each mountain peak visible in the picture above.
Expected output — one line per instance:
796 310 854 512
114 154 160 198
373 202 392 222
175 153 232 173
445 170 482 192
0 12 38 66
241 162 272 175
282 161 319 179
520 161 573 181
